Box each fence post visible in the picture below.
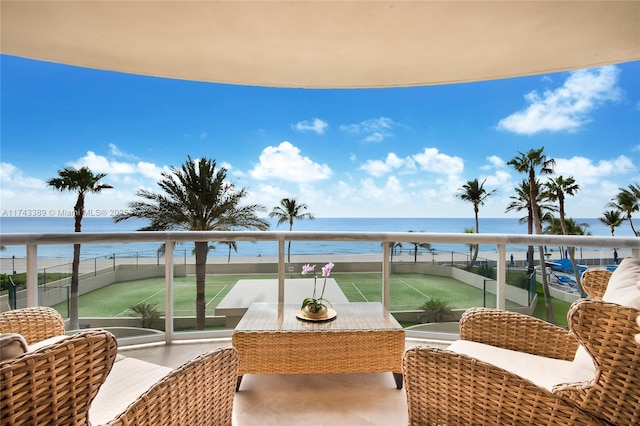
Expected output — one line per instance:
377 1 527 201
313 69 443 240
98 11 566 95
496 244 506 310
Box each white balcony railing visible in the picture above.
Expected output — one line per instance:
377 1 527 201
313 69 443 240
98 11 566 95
1 230 638 343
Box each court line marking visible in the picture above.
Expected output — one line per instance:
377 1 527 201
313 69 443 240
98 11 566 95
115 288 165 317
397 278 430 298
206 284 228 307
350 282 369 302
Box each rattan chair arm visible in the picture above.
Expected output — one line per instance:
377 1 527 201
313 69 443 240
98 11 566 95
403 346 605 426
554 299 640 426
580 269 612 299
459 307 578 360
106 347 239 426
0 307 65 344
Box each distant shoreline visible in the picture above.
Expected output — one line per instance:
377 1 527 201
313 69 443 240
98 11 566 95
1 248 629 275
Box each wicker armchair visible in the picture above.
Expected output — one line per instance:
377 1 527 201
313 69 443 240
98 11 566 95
0 306 65 344
0 329 118 426
403 265 640 425
105 347 239 426
581 268 612 299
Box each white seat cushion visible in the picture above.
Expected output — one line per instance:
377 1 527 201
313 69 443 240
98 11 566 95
89 356 172 425
27 335 68 352
448 340 592 391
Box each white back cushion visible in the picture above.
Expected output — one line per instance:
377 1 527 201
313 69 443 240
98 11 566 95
602 257 640 308
570 257 640 383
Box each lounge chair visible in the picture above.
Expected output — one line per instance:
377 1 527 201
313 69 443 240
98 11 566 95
403 257 640 425
104 347 238 426
0 306 65 344
1 306 239 426
1 329 118 426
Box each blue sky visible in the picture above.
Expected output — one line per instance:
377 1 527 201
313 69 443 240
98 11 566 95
1 55 639 219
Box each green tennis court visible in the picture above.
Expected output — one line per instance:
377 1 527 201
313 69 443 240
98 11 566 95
61 272 512 317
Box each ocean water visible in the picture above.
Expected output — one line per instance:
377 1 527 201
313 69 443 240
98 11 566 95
0 217 634 259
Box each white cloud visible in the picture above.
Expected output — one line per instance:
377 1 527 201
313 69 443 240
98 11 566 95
109 143 138 160
359 176 410 204
71 151 136 174
292 118 328 134
553 155 635 185
0 163 46 189
200 132 208 140
137 161 169 180
340 117 396 142
483 170 511 188
249 141 332 183
497 65 621 134
412 148 464 175
484 155 506 169
360 153 405 177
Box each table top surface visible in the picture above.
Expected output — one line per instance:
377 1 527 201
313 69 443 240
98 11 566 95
233 302 403 333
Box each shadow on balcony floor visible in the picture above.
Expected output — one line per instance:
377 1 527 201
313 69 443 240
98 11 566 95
118 337 449 426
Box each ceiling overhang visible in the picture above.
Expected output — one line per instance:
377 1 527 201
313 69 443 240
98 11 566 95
1 1 639 88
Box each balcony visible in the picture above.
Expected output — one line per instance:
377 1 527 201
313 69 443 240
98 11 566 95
1 231 638 424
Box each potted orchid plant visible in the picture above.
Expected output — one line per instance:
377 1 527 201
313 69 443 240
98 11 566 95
300 262 334 319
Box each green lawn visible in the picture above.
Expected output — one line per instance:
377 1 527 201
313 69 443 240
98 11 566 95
56 272 524 318
532 283 572 328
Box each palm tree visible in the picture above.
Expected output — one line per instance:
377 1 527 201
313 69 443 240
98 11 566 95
463 227 476 265
407 230 432 263
508 147 557 323
387 242 403 262
608 185 639 236
269 198 315 262
457 178 496 271
47 166 113 330
505 180 535 272
504 180 556 273
599 210 624 236
544 175 584 295
220 241 238 263
114 156 269 330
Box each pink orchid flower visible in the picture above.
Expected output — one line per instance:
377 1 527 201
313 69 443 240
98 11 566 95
301 264 316 275
322 262 334 277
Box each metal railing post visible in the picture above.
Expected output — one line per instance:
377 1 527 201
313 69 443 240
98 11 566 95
278 239 285 304
382 242 390 310
26 244 38 307
164 240 174 344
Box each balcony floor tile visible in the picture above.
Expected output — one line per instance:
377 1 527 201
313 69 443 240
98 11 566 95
117 338 449 426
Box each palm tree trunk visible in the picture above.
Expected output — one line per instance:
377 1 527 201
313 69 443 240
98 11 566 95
194 241 208 330
530 172 556 324
469 209 480 270
629 216 638 236
69 196 84 330
69 243 81 330
559 201 585 296
527 210 534 273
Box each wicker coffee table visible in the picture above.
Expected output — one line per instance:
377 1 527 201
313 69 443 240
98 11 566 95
232 302 405 390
